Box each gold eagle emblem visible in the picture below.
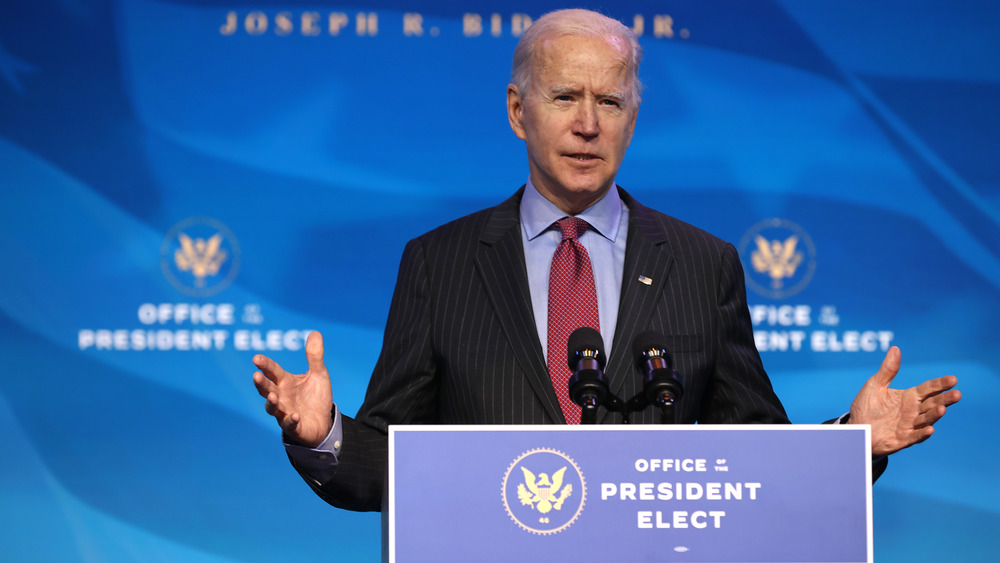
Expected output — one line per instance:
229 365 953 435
516 466 573 521
751 234 803 289
174 232 227 287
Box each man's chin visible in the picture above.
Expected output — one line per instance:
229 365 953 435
566 178 614 198
554 183 614 213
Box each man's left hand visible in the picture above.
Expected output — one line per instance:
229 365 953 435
850 346 961 457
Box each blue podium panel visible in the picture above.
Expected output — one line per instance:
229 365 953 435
387 425 872 563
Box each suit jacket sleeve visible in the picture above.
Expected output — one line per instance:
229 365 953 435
697 242 790 424
292 236 439 512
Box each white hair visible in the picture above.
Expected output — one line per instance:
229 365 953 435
510 9 643 106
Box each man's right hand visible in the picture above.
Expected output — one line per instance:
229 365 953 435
253 331 333 448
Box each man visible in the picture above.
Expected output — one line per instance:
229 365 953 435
252 9 960 512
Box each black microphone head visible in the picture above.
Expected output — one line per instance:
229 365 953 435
632 330 672 368
567 326 605 370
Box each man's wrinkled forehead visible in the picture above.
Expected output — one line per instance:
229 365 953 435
532 34 631 83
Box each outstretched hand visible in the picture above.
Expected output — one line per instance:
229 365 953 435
253 331 334 448
850 346 961 457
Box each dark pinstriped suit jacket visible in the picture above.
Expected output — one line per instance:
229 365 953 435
302 187 791 511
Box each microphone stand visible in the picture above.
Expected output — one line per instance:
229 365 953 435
577 389 678 424
651 393 677 425
579 395 600 425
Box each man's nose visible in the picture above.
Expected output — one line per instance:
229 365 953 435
572 103 599 138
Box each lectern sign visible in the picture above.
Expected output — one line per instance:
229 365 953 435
386 425 872 563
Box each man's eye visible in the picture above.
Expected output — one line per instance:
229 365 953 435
555 95 573 101
601 99 621 107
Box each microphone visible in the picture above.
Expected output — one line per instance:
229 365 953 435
566 327 609 424
632 331 684 423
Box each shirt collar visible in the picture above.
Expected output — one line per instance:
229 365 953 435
521 178 623 243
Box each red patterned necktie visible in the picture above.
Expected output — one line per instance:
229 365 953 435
547 217 600 424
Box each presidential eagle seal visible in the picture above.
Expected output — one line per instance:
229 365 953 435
502 448 586 535
738 218 816 299
160 216 240 297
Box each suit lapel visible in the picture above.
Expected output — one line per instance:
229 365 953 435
605 190 676 399
475 189 564 423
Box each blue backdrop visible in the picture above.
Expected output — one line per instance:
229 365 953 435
1 1 996 561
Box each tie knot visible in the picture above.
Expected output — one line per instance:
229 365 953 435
556 217 590 241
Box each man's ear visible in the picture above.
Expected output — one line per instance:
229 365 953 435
507 84 527 140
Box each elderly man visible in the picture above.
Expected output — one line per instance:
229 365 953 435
252 9 960 512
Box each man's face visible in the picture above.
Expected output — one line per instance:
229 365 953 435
507 34 638 215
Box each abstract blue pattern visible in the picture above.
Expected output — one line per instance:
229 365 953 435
1 1 995 560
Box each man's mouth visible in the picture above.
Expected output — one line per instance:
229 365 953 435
567 153 599 161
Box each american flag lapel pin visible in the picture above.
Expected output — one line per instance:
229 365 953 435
638 275 653 285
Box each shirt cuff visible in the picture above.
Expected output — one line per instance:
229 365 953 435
835 412 888 465
283 404 343 484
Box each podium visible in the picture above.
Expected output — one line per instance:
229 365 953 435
385 425 872 563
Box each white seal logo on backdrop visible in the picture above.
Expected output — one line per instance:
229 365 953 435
739 218 816 299
161 216 240 297
502 448 586 535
